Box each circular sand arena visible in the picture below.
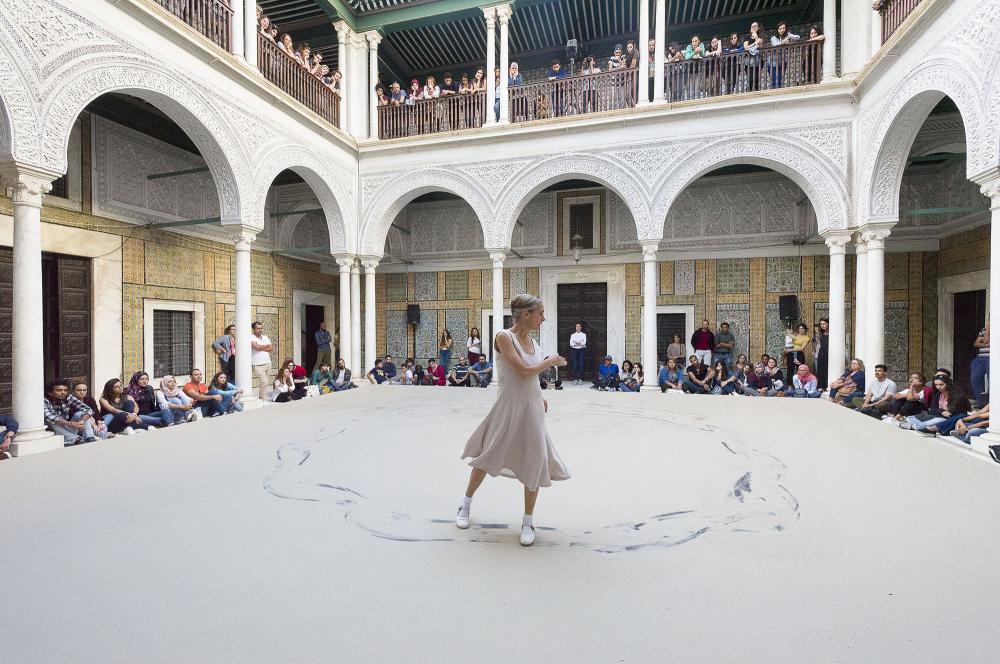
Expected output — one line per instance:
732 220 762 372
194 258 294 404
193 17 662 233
2 385 998 662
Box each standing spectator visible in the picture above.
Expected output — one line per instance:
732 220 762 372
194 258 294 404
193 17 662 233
784 323 812 380
785 364 821 398
208 372 244 413
389 81 406 105
851 364 897 413
666 333 686 368
439 329 454 373
212 324 236 378
722 32 745 94
684 35 705 60
829 358 866 405
1 414 18 460
467 327 483 367
569 322 587 384
814 317 830 390
449 356 473 386
251 321 274 401
332 358 354 391
713 321 736 370
314 321 333 373
658 358 684 392
691 319 715 368
428 358 447 386
608 44 628 108
156 376 195 425
126 371 170 428
743 21 766 91
581 56 602 113
505 62 525 121
71 381 109 440
626 40 640 68
768 21 800 89
971 320 989 406
367 359 388 384
546 59 567 116
44 379 97 445
470 67 486 92
646 39 657 101
183 368 225 418
469 356 494 387
99 378 148 434
683 355 713 394
593 355 620 391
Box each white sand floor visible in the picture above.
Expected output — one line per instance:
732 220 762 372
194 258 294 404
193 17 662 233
2 385 998 663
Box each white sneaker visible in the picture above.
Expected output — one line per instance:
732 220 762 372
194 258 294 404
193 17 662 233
121 427 135 436
456 508 470 529
520 525 535 547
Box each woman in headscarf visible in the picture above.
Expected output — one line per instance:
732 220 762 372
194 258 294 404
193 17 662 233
786 364 821 398
155 375 195 425
127 371 170 428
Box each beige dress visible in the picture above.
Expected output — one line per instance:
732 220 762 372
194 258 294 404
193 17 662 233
462 330 571 492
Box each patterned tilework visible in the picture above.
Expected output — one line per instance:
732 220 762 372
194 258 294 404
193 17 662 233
146 242 203 289
812 254 830 292
482 269 492 299
386 273 407 301
764 304 786 360
527 268 539 296
625 263 641 297
885 302 910 384
885 253 909 291
625 295 641 361
446 309 469 351
445 270 469 300
414 272 438 301
509 267 526 295
415 309 438 361
386 310 408 361
766 257 801 293
251 253 274 297
674 261 695 295
716 258 750 294
659 260 674 294
717 304 750 358
938 224 989 278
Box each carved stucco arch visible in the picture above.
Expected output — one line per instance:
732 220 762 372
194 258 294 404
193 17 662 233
361 169 492 256
495 153 650 245
860 58 987 223
40 56 248 221
0 6 45 166
651 134 849 235
254 146 353 253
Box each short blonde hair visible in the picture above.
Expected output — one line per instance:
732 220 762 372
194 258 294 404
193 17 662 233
510 294 542 321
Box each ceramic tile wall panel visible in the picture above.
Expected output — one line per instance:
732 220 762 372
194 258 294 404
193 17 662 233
445 270 469 300
674 261 695 295
386 273 407 301
509 267 526 295
414 272 438 301
884 303 910 384
716 258 750 294
812 254 830 292
766 257 802 293
415 310 438 361
446 309 469 349
885 253 910 291
386 310 408 361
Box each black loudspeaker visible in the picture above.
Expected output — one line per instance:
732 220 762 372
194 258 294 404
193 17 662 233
778 295 799 322
406 304 421 325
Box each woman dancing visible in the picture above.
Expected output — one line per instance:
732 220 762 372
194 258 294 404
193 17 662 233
457 294 571 546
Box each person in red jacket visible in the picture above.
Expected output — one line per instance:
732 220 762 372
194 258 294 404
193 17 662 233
690 319 716 368
427 358 446 386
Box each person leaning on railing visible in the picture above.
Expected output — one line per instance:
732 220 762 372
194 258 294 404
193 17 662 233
581 56 601 113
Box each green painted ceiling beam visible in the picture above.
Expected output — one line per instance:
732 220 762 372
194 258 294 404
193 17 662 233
314 0 357 30
357 1 500 33
903 207 986 216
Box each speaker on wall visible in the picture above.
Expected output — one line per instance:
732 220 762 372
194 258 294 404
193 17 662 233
406 304 421 325
778 295 799 323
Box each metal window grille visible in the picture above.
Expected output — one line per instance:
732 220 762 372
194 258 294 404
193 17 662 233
569 203 595 249
153 310 194 377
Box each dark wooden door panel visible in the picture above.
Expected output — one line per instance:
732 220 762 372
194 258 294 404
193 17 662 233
0 247 11 414
557 282 608 378
953 289 986 397
57 256 92 388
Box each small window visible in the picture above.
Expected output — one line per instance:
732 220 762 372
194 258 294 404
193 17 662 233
568 203 595 249
49 174 69 199
153 310 193 378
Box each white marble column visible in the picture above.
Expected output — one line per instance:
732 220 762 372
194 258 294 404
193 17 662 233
243 0 257 70
862 223 894 370
362 257 379 375
490 250 507 383
334 22 350 129
822 0 837 81
483 8 497 126
653 0 666 102
230 0 245 58
335 255 353 373
497 5 512 125
823 231 852 389
641 241 659 384
637 0 650 106
1 165 62 455
853 235 867 364
233 229 257 401
980 180 1000 449
367 32 382 140
351 259 362 375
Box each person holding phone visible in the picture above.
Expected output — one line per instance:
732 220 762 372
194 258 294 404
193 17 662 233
458 294 570 547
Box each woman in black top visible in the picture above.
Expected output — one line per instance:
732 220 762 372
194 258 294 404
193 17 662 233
815 317 830 390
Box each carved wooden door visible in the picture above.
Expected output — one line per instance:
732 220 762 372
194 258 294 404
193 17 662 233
0 248 11 414
54 256 92 387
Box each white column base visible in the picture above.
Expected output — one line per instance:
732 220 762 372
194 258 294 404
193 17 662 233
651 97 668 105
636 100 652 107
10 429 65 457
974 431 1000 458
239 395 265 411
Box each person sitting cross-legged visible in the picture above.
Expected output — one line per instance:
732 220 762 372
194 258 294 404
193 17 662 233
70 381 110 440
900 375 969 433
282 358 309 400
683 355 712 394
882 373 931 424
829 358 866 405
539 364 563 390
710 360 739 395
948 404 990 444
311 361 335 394
1 414 19 460
332 358 354 391
207 372 244 413
368 359 388 384
785 364 822 398
448 356 473 386
427 358 446 386
853 364 897 416
593 355 620 391
184 368 227 418
469 356 493 387
744 362 779 396
98 378 149 435
157 375 196 424
619 360 641 392
44 378 99 445
658 358 684 392
382 355 402 383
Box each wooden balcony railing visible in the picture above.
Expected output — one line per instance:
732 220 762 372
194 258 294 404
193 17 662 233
378 92 487 139
881 0 924 44
154 0 233 51
508 69 638 122
665 40 822 101
258 35 341 128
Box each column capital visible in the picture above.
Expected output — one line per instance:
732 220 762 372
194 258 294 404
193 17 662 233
350 261 361 275
640 239 660 261
230 228 258 250
858 222 894 249
482 6 497 23
364 30 382 49
0 163 59 208
980 178 1000 208
488 249 509 265
493 4 512 21
333 253 356 271
361 256 380 272
333 20 351 42
821 230 853 253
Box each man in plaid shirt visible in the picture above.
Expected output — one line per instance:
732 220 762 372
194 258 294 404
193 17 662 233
44 379 98 446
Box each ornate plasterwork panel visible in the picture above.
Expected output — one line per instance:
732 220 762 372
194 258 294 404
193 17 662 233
397 201 487 261
510 194 556 256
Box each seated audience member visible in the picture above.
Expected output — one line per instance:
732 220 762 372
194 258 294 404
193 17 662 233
764 357 785 389
71 381 110 440
332 358 354 391
658 358 684 392
593 355 620 391
785 364 821 398
539 364 563 390
382 355 400 383
883 373 931 422
368 359 389 384
412 364 426 385
934 401 986 438
427 359 446 386
272 368 296 403
829 358 866 404
710 360 739 395
900 375 968 432
732 359 749 393
399 360 416 385
683 355 712 394
44 378 98 445
127 371 170 428
469 356 493 387
449 356 473 386
635 363 645 389
207 372 244 413
184 368 226 418
744 362 779 397
157 376 195 424
311 362 335 393
283 358 309 400
948 404 990 444
1 414 18 460
99 378 148 435
619 360 641 392
852 364 897 414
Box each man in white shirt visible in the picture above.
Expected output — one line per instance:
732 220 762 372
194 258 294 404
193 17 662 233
569 323 587 385
853 364 898 416
333 358 353 391
250 321 274 400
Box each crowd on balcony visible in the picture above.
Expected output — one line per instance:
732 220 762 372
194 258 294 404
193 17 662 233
256 5 342 93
